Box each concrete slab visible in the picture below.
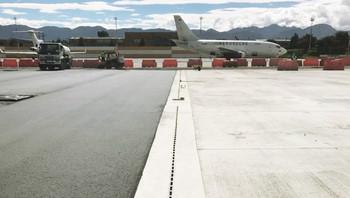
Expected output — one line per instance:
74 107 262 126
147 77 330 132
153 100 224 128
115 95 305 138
135 71 205 198
185 69 350 197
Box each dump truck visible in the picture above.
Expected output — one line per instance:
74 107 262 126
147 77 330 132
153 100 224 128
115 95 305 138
98 51 124 69
38 43 72 71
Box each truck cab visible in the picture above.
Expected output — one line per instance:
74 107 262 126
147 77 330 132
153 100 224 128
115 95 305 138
38 43 72 70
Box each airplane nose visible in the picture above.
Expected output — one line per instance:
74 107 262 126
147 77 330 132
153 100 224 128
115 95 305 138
278 47 287 56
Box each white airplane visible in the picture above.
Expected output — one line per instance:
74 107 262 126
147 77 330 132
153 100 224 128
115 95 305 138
173 15 287 59
0 30 84 56
0 30 43 55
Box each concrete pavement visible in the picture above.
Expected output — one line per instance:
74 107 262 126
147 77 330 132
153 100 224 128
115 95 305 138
0 69 175 198
136 69 350 197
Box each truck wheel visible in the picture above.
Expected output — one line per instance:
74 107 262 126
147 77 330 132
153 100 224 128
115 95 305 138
39 64 47 71
59 60 66 70
67 60 72 69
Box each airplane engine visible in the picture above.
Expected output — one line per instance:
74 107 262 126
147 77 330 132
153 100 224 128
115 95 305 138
223 52 245 60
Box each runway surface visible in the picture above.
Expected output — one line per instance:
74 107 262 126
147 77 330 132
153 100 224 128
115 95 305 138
0 69 175 197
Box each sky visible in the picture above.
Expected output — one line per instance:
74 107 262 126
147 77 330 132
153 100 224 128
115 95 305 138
0 0 349 32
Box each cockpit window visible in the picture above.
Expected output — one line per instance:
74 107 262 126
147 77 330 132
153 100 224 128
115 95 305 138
276 45 281 49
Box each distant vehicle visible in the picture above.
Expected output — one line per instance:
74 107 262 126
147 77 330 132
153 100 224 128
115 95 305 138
173 15 287 60
0 30 85 70
98 52 124 69
38 43 73 70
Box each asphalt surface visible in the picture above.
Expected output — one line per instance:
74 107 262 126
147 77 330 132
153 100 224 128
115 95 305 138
0 69 176 198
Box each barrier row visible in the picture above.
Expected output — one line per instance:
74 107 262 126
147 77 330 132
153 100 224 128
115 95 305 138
1 58 350 69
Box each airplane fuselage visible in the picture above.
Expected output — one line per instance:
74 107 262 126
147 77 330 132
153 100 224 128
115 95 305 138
178 39 286 58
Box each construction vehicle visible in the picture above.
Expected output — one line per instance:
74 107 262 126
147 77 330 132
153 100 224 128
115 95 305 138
38 43 72 70
98 51 124 69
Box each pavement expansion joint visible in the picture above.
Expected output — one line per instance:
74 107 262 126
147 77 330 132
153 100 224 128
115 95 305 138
169 106 179 198
134 71 205 198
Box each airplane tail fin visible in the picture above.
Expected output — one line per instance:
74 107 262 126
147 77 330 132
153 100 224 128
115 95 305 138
27 30 43 48
174 15 199 42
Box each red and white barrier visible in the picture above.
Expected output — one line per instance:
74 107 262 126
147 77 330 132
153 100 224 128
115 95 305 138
236 59 248 66
2 58 18 67
223 60 238 67
19 59 35 67
323 60 344 70
83 59 100 68
187 59 202 67
124 59 134 68
142 60 157 68
163 59 177 68
251 58 267 66
340 58 350 66
277 60 299 71
212 58 225 68
303 58 319 66
72 60 84 67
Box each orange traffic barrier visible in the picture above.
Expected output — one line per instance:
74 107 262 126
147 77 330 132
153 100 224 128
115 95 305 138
277 60 299 71
223 60 238 67
3 58 18 67
269 58 281 66
320 58 334 66
187 59 202 67
124 59 133 68
340 58 350 66
83 59 100 68
323 60 344 70
304 58 319 66
212 58 225 68
251 58 267 66
124 59 134 68
33 59 39 67
163 59 178 68
142 60 157 68
236 59 248 66
19 59 35 67
72 60 84 67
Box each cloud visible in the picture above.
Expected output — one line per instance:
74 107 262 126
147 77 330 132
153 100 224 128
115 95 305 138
2 9 26 15
71 17 89 22
0 0 349 32
114 0 304 5
132 0 350 31
0 2 133 14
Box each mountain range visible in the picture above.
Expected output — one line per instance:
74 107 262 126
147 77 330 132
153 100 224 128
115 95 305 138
0 24 337 41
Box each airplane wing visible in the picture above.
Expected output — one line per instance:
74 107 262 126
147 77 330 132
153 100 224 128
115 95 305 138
70 48 86 54
218 47 246 57
0 49 37 55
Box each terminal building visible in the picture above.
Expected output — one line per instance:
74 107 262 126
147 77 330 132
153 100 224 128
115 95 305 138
68 32 198 58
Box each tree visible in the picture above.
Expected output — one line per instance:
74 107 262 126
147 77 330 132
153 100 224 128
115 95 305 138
297 34 317 51
78 37 85 46
98 30 109 37
317 31 349 55
139 38 145 46
289 33 299 49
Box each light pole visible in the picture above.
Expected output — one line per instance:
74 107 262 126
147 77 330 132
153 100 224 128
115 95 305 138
308 17 315 51
14 16 19 57
200 17 203 35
